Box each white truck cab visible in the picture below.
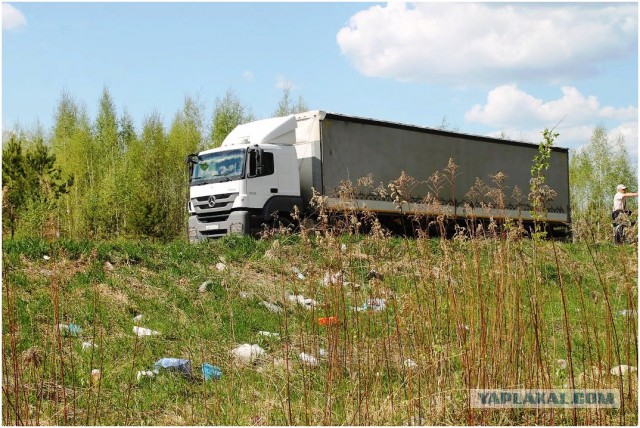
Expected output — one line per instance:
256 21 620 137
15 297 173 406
187 115 303 241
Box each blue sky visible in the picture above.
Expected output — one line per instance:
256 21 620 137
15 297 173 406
2 2 638 157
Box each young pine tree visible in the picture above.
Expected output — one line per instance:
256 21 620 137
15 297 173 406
50 91 94 237
2 135 28 238
93 87 122 236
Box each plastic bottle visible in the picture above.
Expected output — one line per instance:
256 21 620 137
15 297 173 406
90 369 101 386
154 358 191 376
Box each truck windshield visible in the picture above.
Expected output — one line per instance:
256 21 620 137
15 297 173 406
190 149 245 185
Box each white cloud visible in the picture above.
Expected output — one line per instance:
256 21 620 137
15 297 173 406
275 74 297 91
3 4 27 31
336 3 637 83
611 121 639 158
242 70 255 82
465 84 638 157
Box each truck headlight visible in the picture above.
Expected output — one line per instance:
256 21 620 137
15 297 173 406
188 200 195 213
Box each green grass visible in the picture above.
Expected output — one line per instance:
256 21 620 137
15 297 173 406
2 233 638 425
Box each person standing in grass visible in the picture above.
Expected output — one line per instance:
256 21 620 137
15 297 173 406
612 184 638 243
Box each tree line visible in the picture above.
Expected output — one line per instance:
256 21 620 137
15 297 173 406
569 125 636 241
2 87 636 242
2 87 307 241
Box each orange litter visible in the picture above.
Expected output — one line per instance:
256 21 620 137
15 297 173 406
318 316 339 326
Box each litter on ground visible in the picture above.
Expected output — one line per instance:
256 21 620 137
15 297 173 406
318 317 339 326
292 267 306 280
232 344 266 365
260 301 283 313
610 365 637 376
353 298 386 312
90 369 101 386
299 352 319 367
133 326 161 337
82 341 97 351
287 294 317 309
201 363 222 381
137 370 159 381
323 270 343 286
154 358 192 376
403 416 426 426
404 359 418 369
58 323 82 337
198 280 213 293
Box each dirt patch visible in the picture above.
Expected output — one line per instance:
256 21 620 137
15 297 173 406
95 283 129 306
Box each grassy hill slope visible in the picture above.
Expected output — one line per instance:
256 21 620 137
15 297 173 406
2 234 638 425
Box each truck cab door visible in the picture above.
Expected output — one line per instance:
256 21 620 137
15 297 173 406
246 149 279 206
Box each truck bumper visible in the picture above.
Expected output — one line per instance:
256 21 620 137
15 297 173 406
188 210 249 243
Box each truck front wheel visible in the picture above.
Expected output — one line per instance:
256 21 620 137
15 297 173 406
265 212 296 233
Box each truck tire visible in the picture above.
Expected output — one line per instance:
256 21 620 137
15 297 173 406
265 212 297 233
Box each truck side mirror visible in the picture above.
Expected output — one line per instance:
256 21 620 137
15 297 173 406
187 163 194 182
186 153 200 182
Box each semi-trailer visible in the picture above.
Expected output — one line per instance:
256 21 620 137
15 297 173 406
187 110 570 241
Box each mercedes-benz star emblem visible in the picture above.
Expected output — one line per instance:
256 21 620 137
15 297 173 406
208 195 217 208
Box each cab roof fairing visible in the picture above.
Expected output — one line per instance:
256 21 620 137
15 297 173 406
221 114 299 147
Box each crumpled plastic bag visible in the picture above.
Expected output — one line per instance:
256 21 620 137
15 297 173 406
323 270 343 286
201 363 222 381
353 298 386 312
136 370 159 381
260 301 283 313
292 267 306 280
58 323 82 337
133 326 161 337
231 344 266 365
299 352 319 367
287 294 317 309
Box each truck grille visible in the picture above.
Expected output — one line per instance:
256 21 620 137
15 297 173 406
192 193 237 224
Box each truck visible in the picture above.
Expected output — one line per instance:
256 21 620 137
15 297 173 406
186 110 570 241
